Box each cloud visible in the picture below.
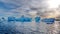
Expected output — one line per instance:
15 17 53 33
0 0 49 17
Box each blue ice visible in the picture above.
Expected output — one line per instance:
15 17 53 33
42 18 55 24
35 16 41 23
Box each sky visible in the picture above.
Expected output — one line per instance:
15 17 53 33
0 0 47 17
0 0 60 18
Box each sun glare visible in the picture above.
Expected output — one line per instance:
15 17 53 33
48 0 60 8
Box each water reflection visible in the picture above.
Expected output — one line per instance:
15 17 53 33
0 17 59 34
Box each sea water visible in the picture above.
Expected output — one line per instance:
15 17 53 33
0 16 56 34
